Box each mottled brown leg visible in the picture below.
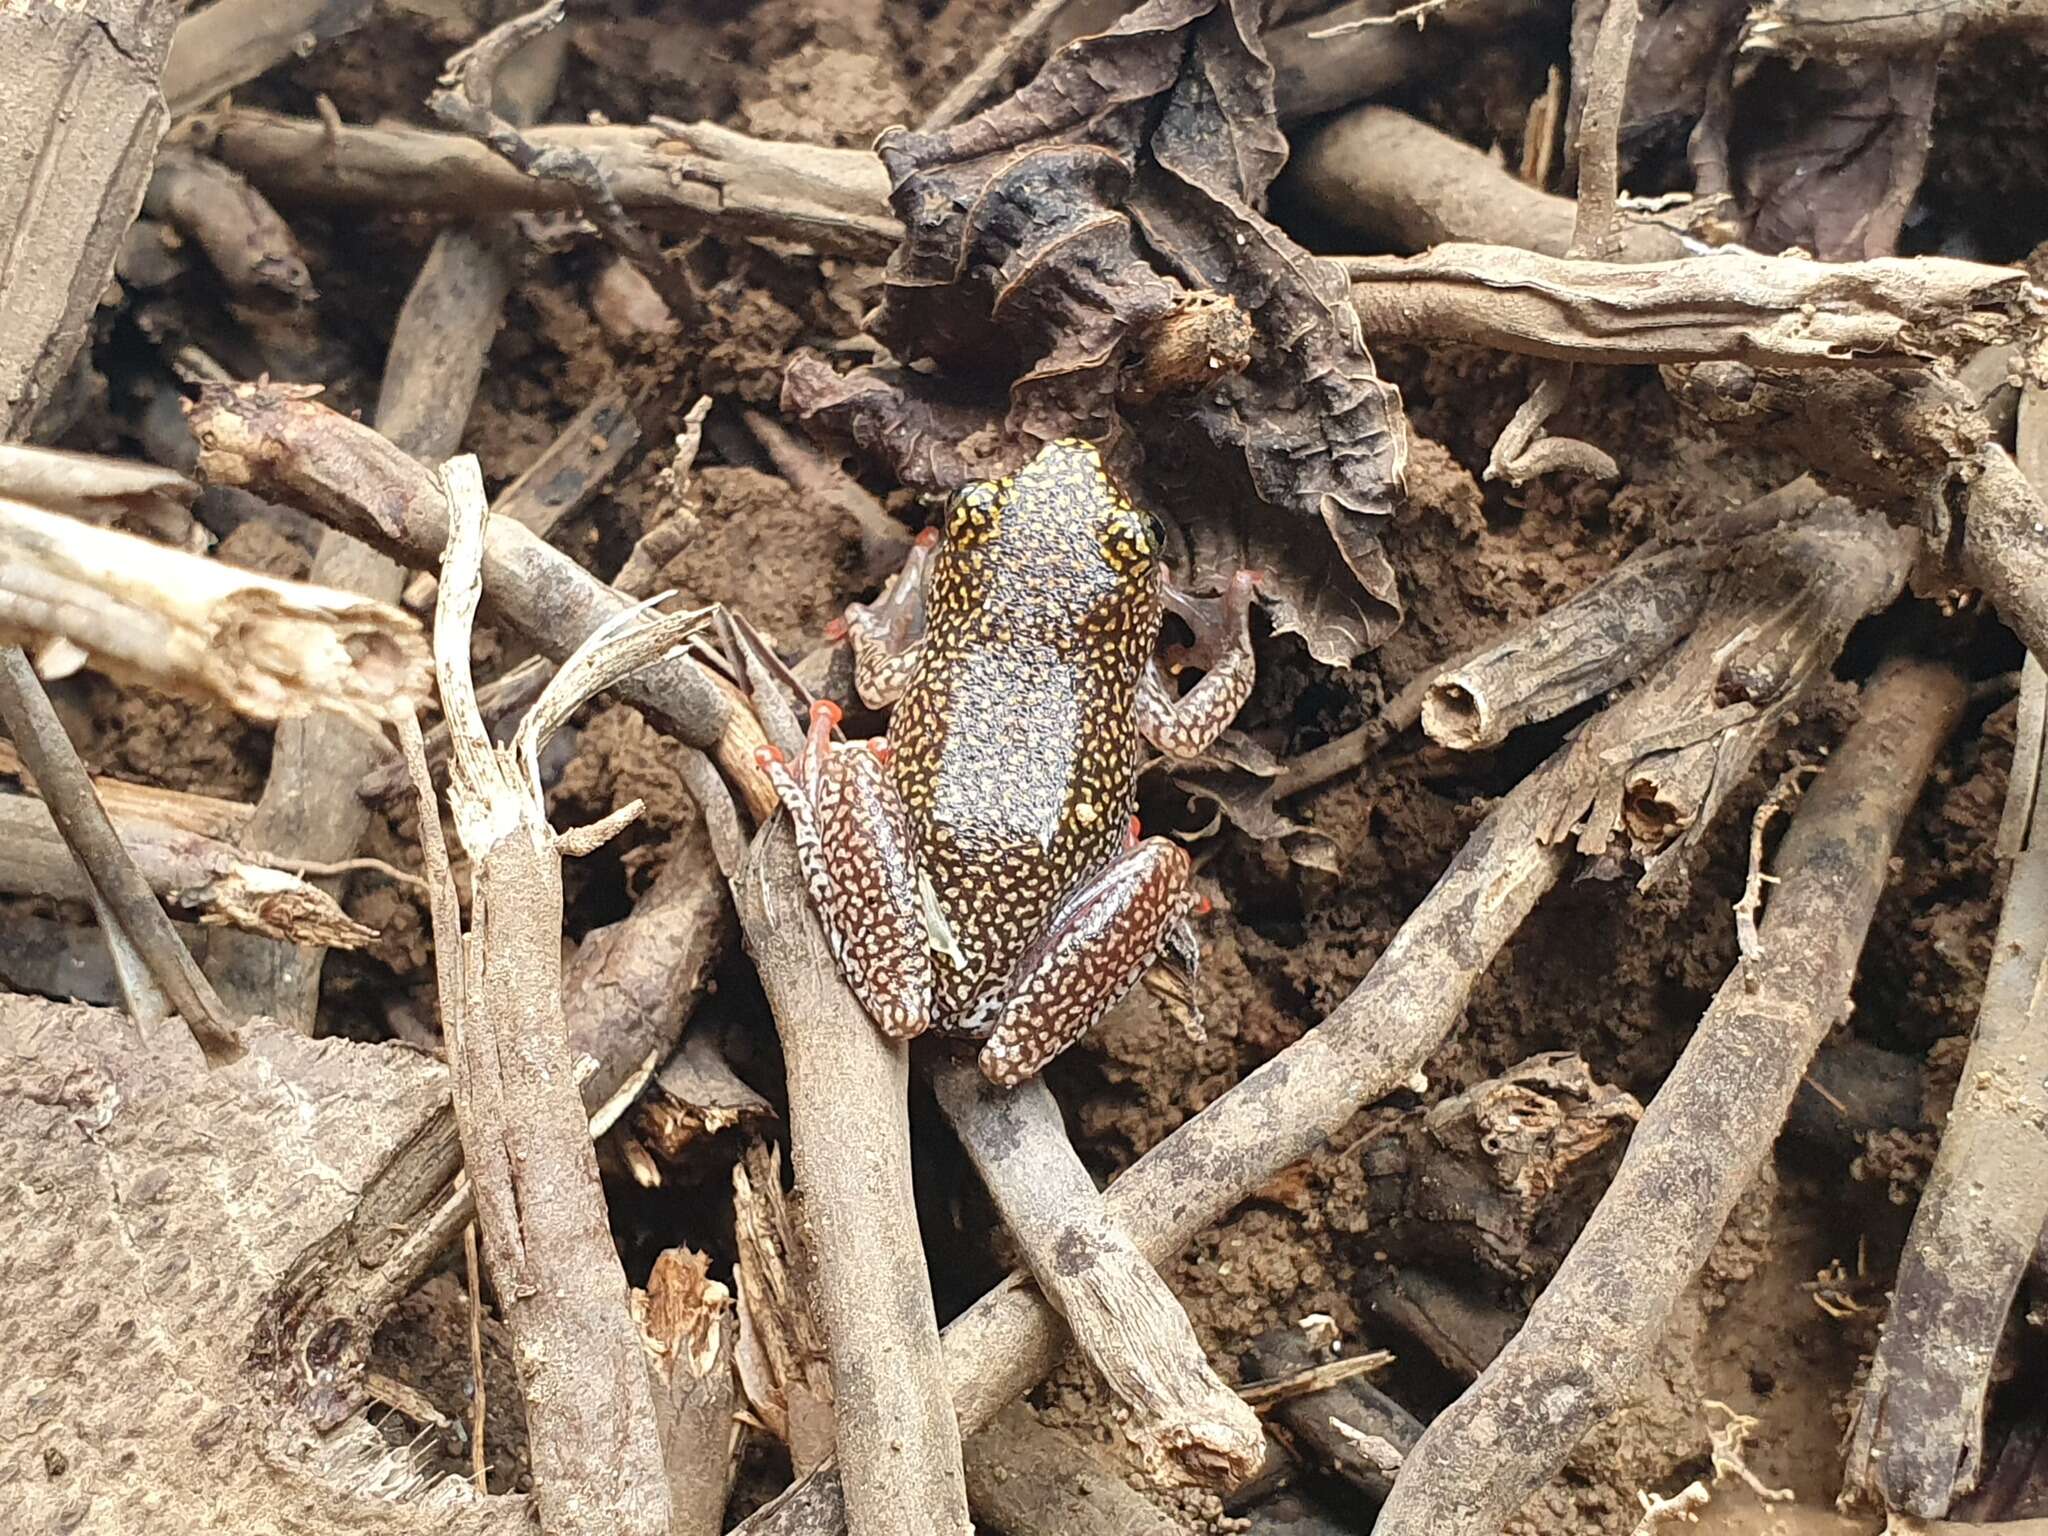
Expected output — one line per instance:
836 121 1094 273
977 838 1196 1086
759 701 933 1038
836 528 937 709
1140 569 1259 757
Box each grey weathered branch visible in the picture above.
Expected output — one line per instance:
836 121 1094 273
1267 0 1550 123
1841 578 2048 1519
1 0 181 438
1343 244 2044 370
1525 496 1917 884
1671 362 2048 664
0 492 429 729
182 109 900 262
0 789 374 952
1743 0 2048 61
738 824 971 1536
930 1058 1265 1489
1373 655 1968 1536
401 455 689 1536
1285 106 1689 262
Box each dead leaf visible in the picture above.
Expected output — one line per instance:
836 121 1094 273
1147 728 1339 875
784 0 1408 665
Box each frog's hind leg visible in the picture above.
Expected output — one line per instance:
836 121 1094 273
760 700 933 1038
977 838 1197 1086
835 528 937 708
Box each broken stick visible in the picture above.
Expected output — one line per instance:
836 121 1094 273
930 1057 1265 1489
1373 655 1969 1536
0 492 429 729
401 456 693 1536
738 821 971 1536
1342 244 2044 370
1843 662 2048 1516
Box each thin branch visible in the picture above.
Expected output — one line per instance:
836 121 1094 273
1372 656 1968 1536
429 1 702 328
0 791 377 949
184 108 900 261
1342 244 2045 369
402 454 679 1536
186 381 778 824
737 822 971 1536
1286 106 1690 261
930 1059 1265 1488
1743 0 2048 60
0 647 240 1059
1842 650 2048 1517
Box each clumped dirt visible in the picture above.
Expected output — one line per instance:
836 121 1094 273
13 1 2047 1533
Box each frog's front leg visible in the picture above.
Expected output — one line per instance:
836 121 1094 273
759 700 933 1038
1140 569 1259 758
977 834 1200 1086
831 528 938 708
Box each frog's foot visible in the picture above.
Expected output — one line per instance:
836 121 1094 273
833 527 938 709
758 699 933 1038
977 837 1197 1087
1141 569 1260 759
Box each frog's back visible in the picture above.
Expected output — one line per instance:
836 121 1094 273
892 439 1163 1027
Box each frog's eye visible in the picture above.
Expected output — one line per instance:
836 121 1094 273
1141 509 1165 549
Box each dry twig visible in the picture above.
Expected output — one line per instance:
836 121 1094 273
1843 658 2048 1516
1343 244 2044 370
1286 106 1689 263
400 455 697 1536
930 1059 1266 1489
0 790 374 952
737 823 971 1536
1525 497 1916 884
0 492 429 729
185 109 899 261
1266 0 1548 122
1743 0 2048 60
1372 656 1968 1536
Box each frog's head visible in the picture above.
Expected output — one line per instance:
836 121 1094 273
939 439 1164 613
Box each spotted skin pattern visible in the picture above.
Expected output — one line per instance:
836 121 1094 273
770 438 1256 1085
